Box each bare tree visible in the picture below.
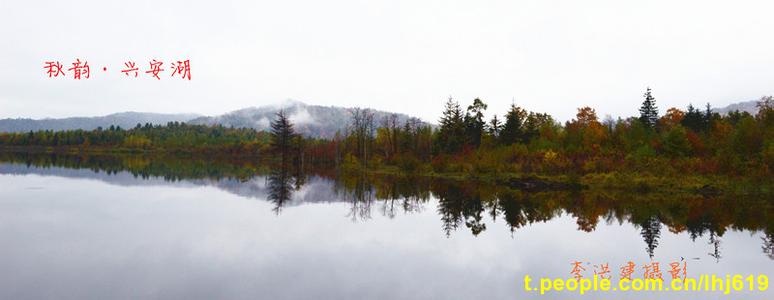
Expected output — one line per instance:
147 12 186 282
350 108 375 168
380 113 399 160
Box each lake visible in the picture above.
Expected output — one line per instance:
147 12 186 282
0 153 771 299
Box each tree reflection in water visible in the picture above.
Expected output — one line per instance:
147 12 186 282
1 152 772 261
639 216 662 260
266 162 308 214
332 172 772 262
763 231 774 260
267 168 294 215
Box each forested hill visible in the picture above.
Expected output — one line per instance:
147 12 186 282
0 101 427 138
188 101 426 138
0 112 201 133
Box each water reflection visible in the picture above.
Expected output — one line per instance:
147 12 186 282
267 168 298 215
764 234 774 260
0 152 772 262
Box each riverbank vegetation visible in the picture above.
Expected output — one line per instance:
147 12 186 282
1 89 772 193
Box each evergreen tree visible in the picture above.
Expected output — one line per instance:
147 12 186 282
500 104 527 145
639 87 659 129
681 104 705 132
436 97 466 153
270 110 298 166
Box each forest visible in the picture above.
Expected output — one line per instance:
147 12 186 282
1 89 772 192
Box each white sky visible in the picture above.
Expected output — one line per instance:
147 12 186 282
1 0 773 123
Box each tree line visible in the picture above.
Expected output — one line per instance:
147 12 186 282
1 89 772 177
327 89 772 178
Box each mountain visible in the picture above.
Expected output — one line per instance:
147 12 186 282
713 100 760 115
0 112 201 133
188 101 427 138
0 101 428 138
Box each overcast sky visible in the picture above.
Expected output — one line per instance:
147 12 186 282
1 0 773 123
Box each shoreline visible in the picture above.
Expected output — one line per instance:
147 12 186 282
2 146 770 196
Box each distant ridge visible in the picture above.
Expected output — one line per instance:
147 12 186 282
712 100 760 115
188 100 428 138
0 100 429 138
0 112 201 133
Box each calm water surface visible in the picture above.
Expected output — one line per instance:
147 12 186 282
0 154 771 299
